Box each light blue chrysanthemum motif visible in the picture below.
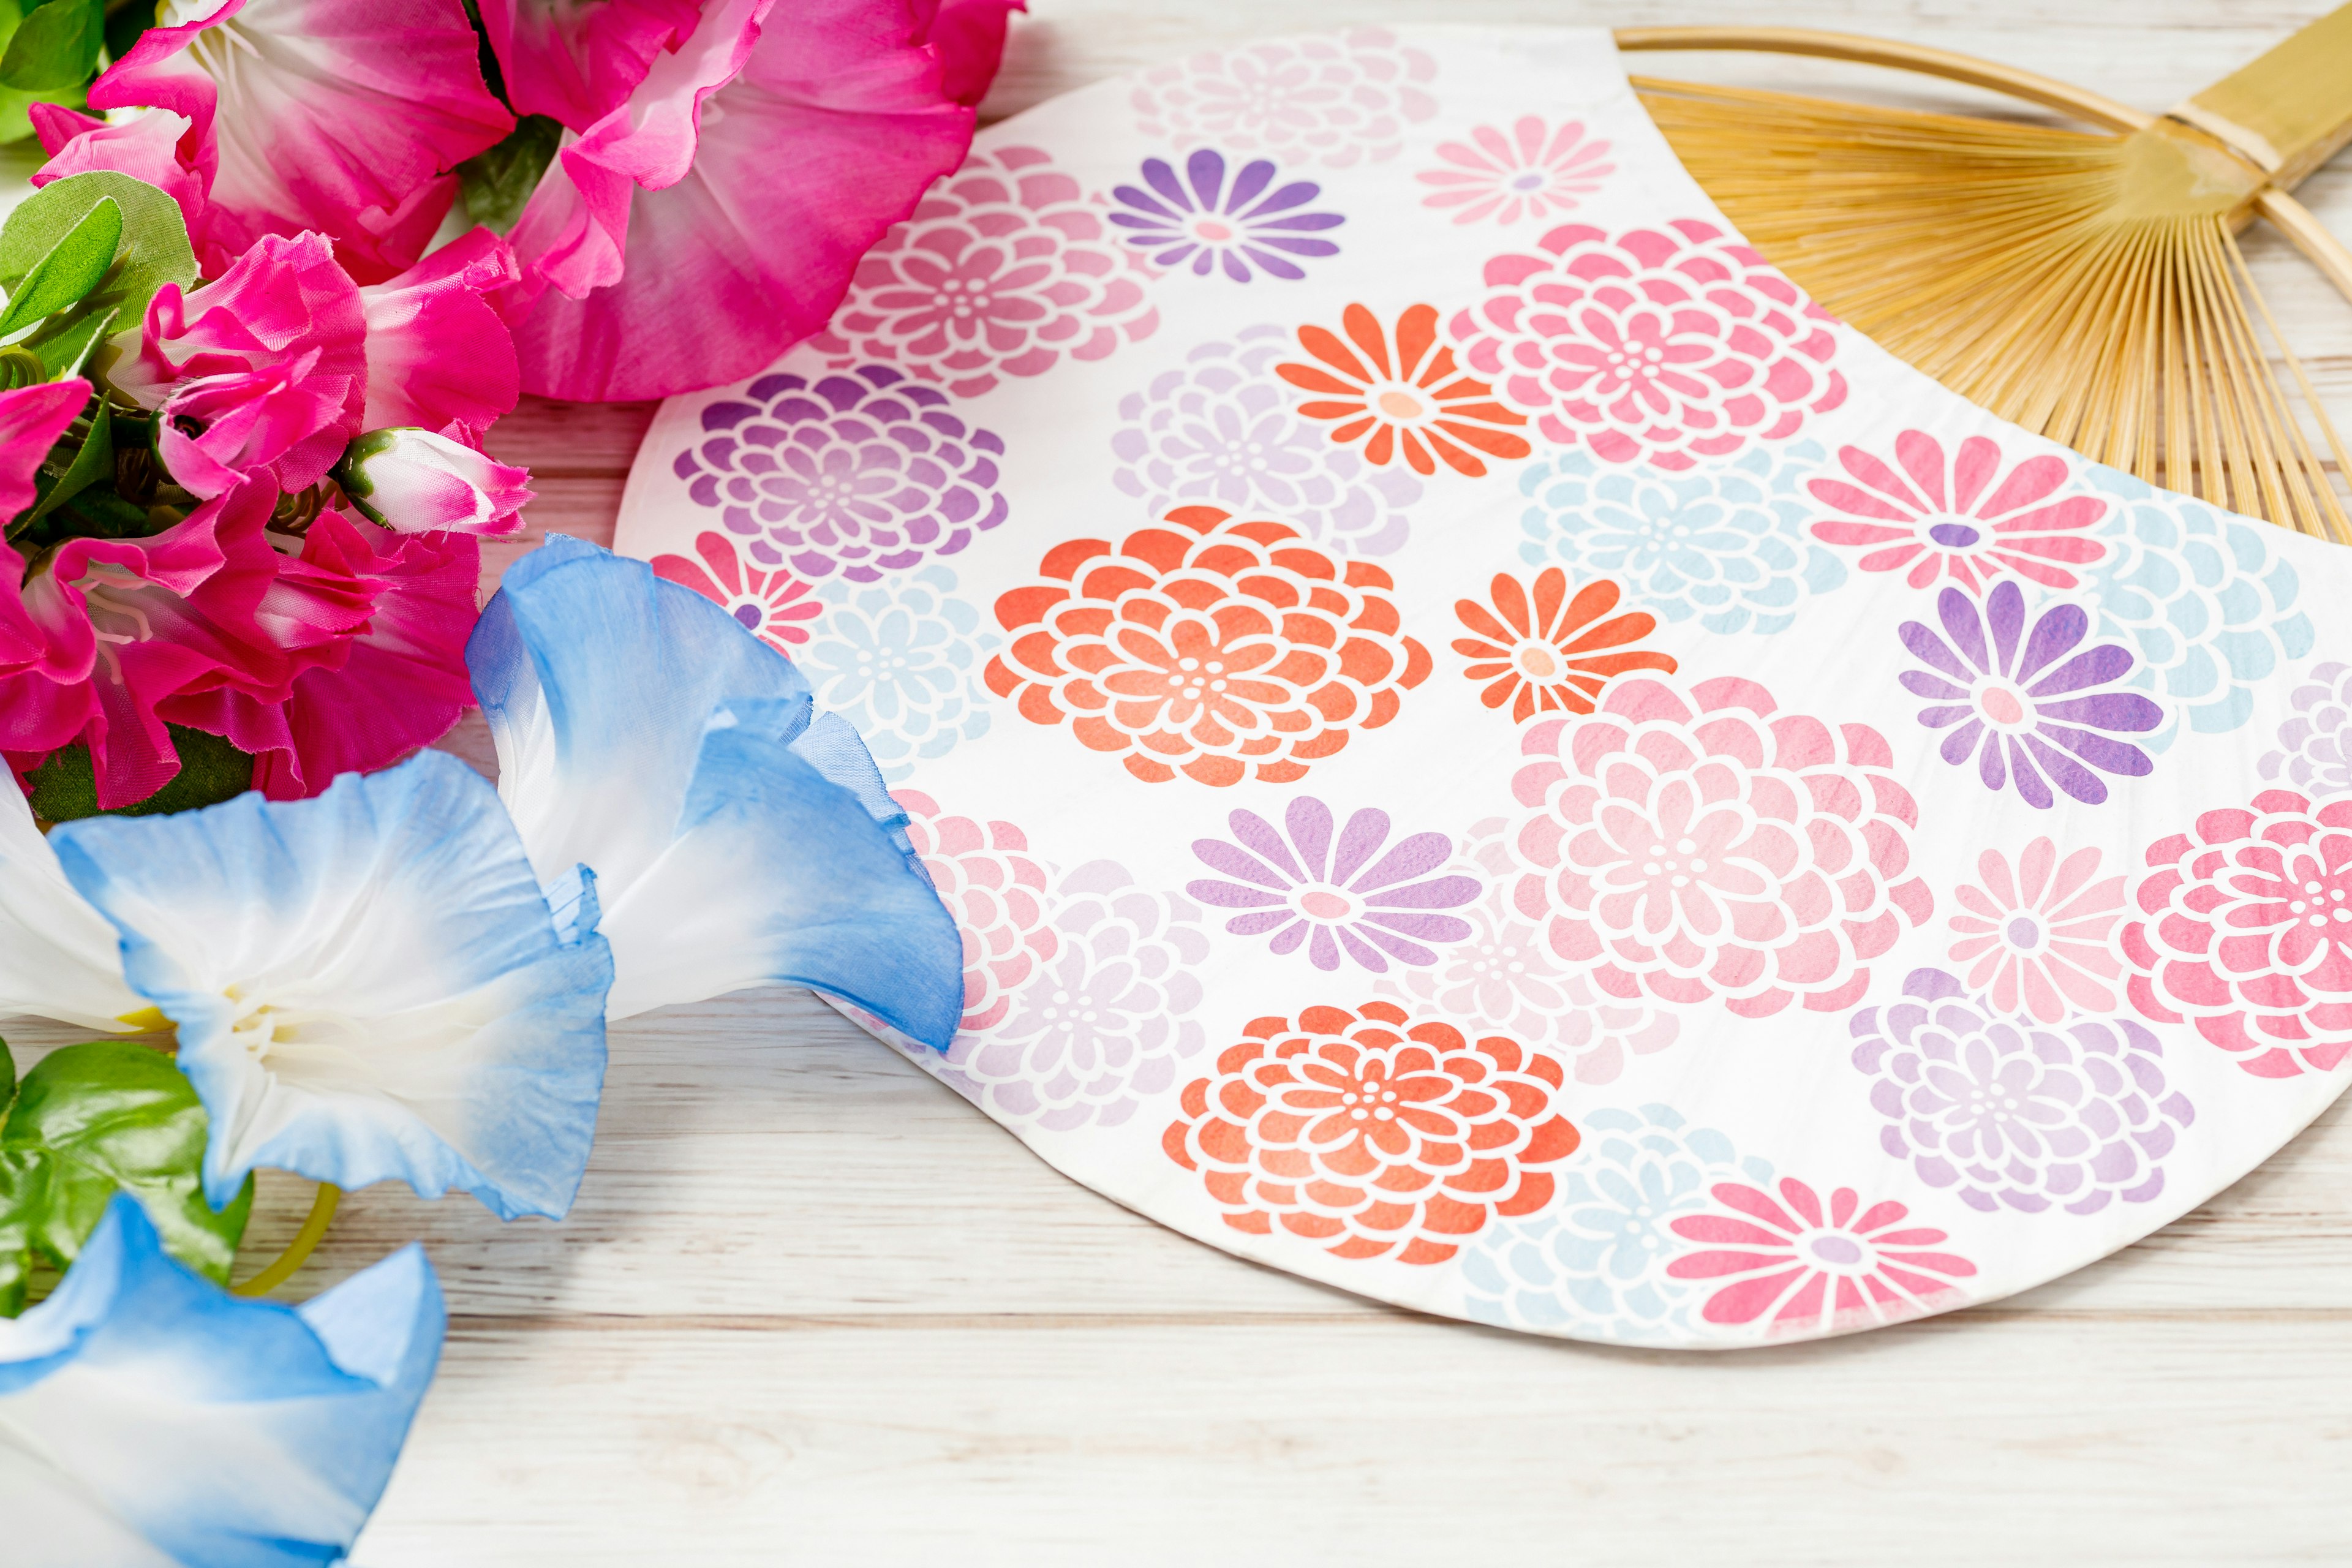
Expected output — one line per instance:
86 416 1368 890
1518 442 1845 634
1461 1104 1772 1343
804 564 997 782
1111 324 1420 556
2081 470 2314 744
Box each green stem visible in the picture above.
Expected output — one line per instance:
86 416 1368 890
231 1183 340 1297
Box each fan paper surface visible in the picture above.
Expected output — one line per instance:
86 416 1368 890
616 26 2352 1348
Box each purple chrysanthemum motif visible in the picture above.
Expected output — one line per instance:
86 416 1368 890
1850 967 2193 1215
1112 326 1419 556
671 364 1009 584
1109 149 1343 282
2260 660 2352 798
1900 579 2163 807
1129 27 1438 169
1187 796 1478 972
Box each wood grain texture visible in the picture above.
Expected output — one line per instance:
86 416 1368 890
126 4 2352 1561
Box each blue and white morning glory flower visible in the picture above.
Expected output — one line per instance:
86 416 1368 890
50 750 614 1221
469 537 963 1046
0 1194 442 1567
0 785 142 1033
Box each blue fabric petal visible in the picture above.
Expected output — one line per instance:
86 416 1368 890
0 1196 442 1567
51 752 612 1220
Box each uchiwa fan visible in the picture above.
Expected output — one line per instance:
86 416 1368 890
1615 10 2352 543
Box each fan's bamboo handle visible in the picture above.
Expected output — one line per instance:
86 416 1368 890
2174 3 2352 190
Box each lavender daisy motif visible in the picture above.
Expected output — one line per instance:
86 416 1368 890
1900 579 2163 807
1187 797 1478 971
1109 149 1344 281
671 365 1008 583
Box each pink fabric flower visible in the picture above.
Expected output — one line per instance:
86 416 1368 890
477 0 705 130
72 0 512 281
0 379 89 525
1447 219 1846 470
1808 431 2109 593
648 529 822 653
28 108 209 247
2122 790 2352 1078
111 232 368 499
1947 839 2128 1023
509 0 1000 402
1507 674 1931 1017
813 144 1161 399
897 788 1058 1033
355 228 524 443
1667 1177 1977 1335
1417 116 1613 225
339 429 532 535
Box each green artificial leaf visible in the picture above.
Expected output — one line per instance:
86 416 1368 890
458 113 560 234
0 193 118 336
0 1039 252 1316
28 722 255 822
0 1 84 145
0 0 101 92
0 170 195 377
24 392 104 522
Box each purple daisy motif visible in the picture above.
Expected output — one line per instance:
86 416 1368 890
1109 149 1344 281
671 364 1009 583
1899 578 2163 807
1187 797 1479 972
1849 967 2193 1215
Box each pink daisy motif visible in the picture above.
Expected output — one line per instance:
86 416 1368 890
1667 1178 1977 1335
648 530 821 654
1948 839 2130 1023
1417 116 1613 226
1808 431 2109 593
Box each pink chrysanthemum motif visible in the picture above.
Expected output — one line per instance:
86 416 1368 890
1808 431 2109 593
1667 1178 1977 1335
1507 675 1931 1017
1947 839 2129 1023
1129 27 1438 169
812 145 1160 399
1447 219 1846 471
1417 116 1613 225
898 790 1059 1035
1378 821 1679 1085
2122 790 2352 1078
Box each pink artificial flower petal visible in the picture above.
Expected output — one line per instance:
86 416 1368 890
344 428 533 535
89 0 513 282
29 108 213 255
477 0 706 132
356 227 524 441
511 0 981 401
925 0 1027 107
0 379 90 524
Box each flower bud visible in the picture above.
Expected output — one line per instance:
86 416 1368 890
335 427 532 535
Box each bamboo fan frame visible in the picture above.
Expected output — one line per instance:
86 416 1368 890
1613 26 2352 541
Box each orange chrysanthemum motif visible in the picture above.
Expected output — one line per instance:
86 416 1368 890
1277 303 1532 477
1453 569 1676 722
1163 1000 1581 1264
986 505 1433 786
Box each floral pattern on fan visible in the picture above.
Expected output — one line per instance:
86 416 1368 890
1850 968 2192 1215
948 861 1212 1130
1806 431 2109 594
2122 789 2352 1078
648 531 821 654
900 791 1059 1035
1418 116 1614 226
801 567 995 782
1186 795 1477 973
1899 581 2164 809
1447 219 1846 470
1947 839 2130 1023
1518 443 1845 637
2262 663 2352 798
1163 1000 1580 1265
1277 303 1531 478
1129 27 1438 168
669 366 1008 582
812 146 1160 398
1109 151 1344 282
1113 326 1420 557
1462 1104 1770 1341
1376 821 1678 1085
1507 674 1931 1017
1666 1178 1978 1335
1453 569 1674 723
986 505 1432 786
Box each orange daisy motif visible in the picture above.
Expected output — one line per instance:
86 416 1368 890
1454 569 1675 722
1277 303 1532 478
1163 1000 1580 1265
986 505 1433 786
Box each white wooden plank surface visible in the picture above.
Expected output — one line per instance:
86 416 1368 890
31 3 2352 1561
